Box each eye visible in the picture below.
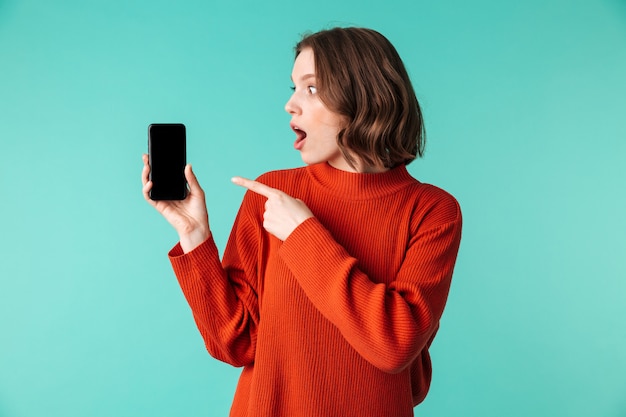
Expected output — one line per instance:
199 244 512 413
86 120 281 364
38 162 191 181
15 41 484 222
307 86 317 95
290 85 296 92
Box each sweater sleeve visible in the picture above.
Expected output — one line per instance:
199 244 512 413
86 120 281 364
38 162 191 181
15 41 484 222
168 193 264 367
278 197 462 374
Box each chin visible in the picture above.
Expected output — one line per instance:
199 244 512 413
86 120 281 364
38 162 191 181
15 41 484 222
300 153 321 166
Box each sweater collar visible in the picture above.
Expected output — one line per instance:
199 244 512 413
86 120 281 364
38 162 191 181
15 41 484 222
306 162 417 200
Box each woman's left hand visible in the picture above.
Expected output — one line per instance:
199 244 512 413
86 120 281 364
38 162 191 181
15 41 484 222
231 176 314 241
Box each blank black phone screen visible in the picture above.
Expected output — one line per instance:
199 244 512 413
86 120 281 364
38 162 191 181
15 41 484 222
148 123 187 200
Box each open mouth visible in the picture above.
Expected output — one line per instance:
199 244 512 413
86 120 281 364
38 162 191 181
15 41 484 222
292 125 307 150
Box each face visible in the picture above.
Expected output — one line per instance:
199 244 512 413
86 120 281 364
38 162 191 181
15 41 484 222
285 48 354 172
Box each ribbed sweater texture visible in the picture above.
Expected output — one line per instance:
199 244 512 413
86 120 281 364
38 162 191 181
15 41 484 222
169 162 462 417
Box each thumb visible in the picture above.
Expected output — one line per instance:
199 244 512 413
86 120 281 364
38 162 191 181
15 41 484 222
185 164 204 195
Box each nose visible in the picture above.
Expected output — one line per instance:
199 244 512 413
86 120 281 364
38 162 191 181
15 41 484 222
284 92 300 115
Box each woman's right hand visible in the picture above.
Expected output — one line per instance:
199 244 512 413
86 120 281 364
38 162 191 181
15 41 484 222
142 154 210 253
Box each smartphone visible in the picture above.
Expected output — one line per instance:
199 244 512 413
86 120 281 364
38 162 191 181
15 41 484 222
148 123 187 200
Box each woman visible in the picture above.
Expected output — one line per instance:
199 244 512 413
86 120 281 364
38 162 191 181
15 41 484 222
142 27 462 417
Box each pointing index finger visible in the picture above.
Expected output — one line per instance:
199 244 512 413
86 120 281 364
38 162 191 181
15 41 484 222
231 176 278 198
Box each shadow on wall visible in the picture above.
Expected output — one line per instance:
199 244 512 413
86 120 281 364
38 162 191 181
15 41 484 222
0 0 14 26
0 399 10 417
615 0 626 16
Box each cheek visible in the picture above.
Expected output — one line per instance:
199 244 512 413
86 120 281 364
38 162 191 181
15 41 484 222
318 112 345 135
314 124 341 146
308 101 345 141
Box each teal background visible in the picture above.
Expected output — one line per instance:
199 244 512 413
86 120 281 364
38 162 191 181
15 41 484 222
1 0 625 416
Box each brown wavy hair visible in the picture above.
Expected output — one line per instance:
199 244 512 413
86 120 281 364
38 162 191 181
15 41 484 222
295 27 425 169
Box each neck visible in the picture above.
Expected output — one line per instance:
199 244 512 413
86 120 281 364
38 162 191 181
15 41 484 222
328 157 389 174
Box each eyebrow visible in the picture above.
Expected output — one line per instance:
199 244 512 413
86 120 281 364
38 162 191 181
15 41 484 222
291 73 316 82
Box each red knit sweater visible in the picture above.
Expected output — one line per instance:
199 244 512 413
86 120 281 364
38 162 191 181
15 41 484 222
169 162 462 417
